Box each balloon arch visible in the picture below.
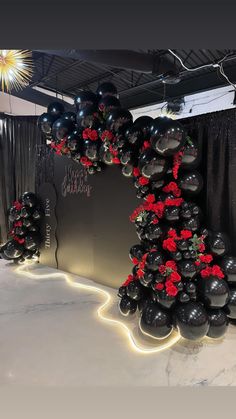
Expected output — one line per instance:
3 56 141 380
3 81 236 345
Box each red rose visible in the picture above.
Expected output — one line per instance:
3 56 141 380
101 130 113 141
89 130 98 141
132 257 139 265
195 260 201 266
137 269 144 278
200 266 212 278
162 181 181 197
212 265 224 279
165 198 183 207
145 194 155 204
133 167 141 177
180 230 192 240
138 176 149 186
163 238 177 252
158 265 166 275
199 254 213 264
166 285 178 297
155 283 164 291
82 128 91 139
169 271 181 282
153 201 165 218
143 141 151 149
199 243 205 252
152 218 159 225
80 157 92 167
165 260 177 271
112 157 121 165
123 274 135 287
168 229 177 239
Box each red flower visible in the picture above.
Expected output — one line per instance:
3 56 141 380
172 150 183 179
137 269 144 278
133 167 140 177
168 229 177 239
155 283 164 291
152 201 165 218
101 130 114 142
143 141 151 149
13 201 23 211
199 243 205 252
80 157 93 167
159 265 166 275
163 238 177 252
123 274 135 287
162 181 181 197
152 218 159 224
212 265 224 279
200 266 212 278
166 285 178 297
82 128 91 139
132 257 139 265
180 230 192 240
169 271 181 282
138 176 149 186
165 198 183 207
195 261 201 266
166 260 177 271
14 221 22 227
199 254 213 264
112 157 121 165
145 194 155 204
89 130 98 141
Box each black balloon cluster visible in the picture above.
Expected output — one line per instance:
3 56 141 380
38 82 235 344
0 192 43 265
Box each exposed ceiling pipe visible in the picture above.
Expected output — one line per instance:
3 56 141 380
35 49 178 76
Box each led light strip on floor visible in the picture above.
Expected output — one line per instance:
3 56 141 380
15 262 181 355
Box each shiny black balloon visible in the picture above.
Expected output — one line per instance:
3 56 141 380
178 171 203 195
180 208 192 220
125 125 144 147
83 139 100 161
171 251 183 262
145 223 163 242
23 249 35 260
24 234 40 251
178 292 191 303
62 111 76 123
134 116 153 136
67 131 81 152
208 232 229 257
47 101 65 118
138 149 169 181
9 207 21 222
151 179 165 192
139 270 155 287
178 260 197 279
182 216 200 232
129 244 145 261
140 303 173 339
174 302 209 340
37 113 56 135
96 82 117 98
99 144 113 165
164 206 180 222
22 217 34 228
74 91 97 111
146 251 164 271
4 240 24 259
177 240 189 252
155 289 176 309
150 118 186 157
225 288 236 319
52 118 75 141
76 105 99 129
119 146 134 165
119 295 137 316
122 164 134 177
118 286 127 298
198 277 229 308
20 206 32 218
21 192 37 208
98 96 121 113
126 280 143 301
181 139 200 168
207 309 229 338
221 256 236 284
14 226 27 237
106 108 133 133
138 297 151 313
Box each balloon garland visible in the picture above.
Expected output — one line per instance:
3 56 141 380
0 192 42 264
38 82 236 343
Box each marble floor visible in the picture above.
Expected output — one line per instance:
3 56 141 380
0 259 236 386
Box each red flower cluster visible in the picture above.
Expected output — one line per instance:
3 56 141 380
80 156 93 167
156 260 181 296
122 274 137 287
82 128 98 141
13 201 23 211
162 181 181 197
163 237 177 252
142 141 151 150
51 139 69 155
199 254 213 263
133 167 141 177
138 176 149 186
172 150 184 179
101 130 114 142
200 265 224 279
165 198 184 207
13 236 25 244
162 229 193 252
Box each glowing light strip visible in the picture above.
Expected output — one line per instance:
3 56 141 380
15 262 181 354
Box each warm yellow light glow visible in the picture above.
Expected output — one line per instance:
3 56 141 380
15 262 181 354
0 50 33 92
157 108 177 120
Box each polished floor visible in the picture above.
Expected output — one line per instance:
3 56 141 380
0 259 236 386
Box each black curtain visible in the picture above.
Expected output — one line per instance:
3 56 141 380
0 114 45 243
183 108 236 256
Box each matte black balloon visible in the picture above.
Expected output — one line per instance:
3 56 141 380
138 149 169 181
208 232 229 257
221 256 236 284
52 118 75 141
140 303 173 339
74 91 97 111
9 207 21 222
119 295 137 316
4 240 24 259
225 288 236 319
207 309 229 338
134 116 153 136
98 96 121 113
96 82 117 98
178 171 203 195
145 223 163 242
24 234 40 251
178 260 197 279
21 192 37 208
126 280 143 301
146 251 164 271
47 101 65 118
151 118 186 157
20 206 32 218
106 108 133 133
164 206 180 222
156 289 176 309
181 139 200 168
62 111 76 123
198 277 229 308
38 113 56 135
174 302 209 340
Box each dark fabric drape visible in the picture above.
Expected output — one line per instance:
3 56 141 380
183 108 236 256
0 114 44 243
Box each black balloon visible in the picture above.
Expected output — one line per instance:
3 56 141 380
198 277 229 308
52 118 75 141
38 113 56 135
155 289 176 309
134 116 153 136
207 309 229 338
139 270 155 287
146 251 164 271
9 206 21 222
178 260 197 279
178 171 203 195
225 288 236 319
118 286 127 298
138 149 169 181
4 240 24 259
174 302 209 340
145 223 163 242
22 217 34 228
122 164 134 177
21 192 37 208
182 216 200 232
106 108 133 133
62 111 77 123
125 125 144 148
119 295 137 316
119 145 134 165
181 139 200 168
221 256 236 284
47 101 65 118
83 139 100 161
74 91 97 111
208 232 229 257
24 234 40 251
129 244 145 261
164 206 180 222
96 82 117 98
14 226 27 237
98 96 121 113
140 303 173 339
151 118 186 157
20 206 32 218
126 280 143 301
